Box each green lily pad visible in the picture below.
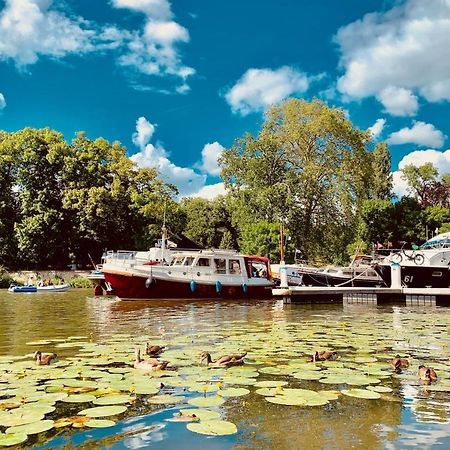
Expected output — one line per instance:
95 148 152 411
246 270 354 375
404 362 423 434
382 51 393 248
255 387 281 396
341 389 381 399
6 419 54 435
62 394 96 403
0 432 28 447
0 410 45 427
266 396 307 406
178 409 221 420
367 385 393 393
93 395 133 405
187 396 225 407
187 419 237 436
78 405 127 417
85 419 116 428
218 387 249 397
147 395 186 405
293 372 323 381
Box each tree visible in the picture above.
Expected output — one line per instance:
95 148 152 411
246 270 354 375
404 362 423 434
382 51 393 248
220 98 374 263
356 199 394 246
239 221 282 262
401 163 438 204
371 143 393 200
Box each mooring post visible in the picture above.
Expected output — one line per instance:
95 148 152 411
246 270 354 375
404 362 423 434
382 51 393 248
279 261 288 289
391 262 401 288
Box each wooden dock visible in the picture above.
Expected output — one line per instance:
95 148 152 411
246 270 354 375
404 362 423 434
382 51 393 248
272 286 450 306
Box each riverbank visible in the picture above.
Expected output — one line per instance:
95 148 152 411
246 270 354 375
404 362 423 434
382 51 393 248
3 269 92 288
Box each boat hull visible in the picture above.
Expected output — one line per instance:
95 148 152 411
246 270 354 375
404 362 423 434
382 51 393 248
374 264 450 288
103 272 272 300
300 271 384 288
8 286 37 293
36 284 71 292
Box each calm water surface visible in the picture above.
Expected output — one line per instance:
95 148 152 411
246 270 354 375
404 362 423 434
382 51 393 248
1 290 450 449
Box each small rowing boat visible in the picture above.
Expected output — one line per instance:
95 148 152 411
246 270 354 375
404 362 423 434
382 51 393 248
8 285 37 293
37 284 71 292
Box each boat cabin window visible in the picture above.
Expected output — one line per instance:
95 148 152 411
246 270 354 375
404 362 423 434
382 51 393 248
249 261 267 278
172 257 184 266
214 258 227 274
196 258 210 267
183 257 195 266
229 259 241 274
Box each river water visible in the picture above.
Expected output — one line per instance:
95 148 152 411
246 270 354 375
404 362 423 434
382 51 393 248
1 290 450 449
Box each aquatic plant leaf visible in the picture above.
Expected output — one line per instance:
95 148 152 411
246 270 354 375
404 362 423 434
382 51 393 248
62 395 96 403
187 396 225 407
178 409 221 420
78 405 127 417
0 432 28 446
93 395 133 405
5 419 54 435
341 389 381 399
266 396 307 406
187 419 237 436
254 381 288 388
147 395 186 405
0 410 44 427
367 385 393 393
85 419 116 428
218 387 250 397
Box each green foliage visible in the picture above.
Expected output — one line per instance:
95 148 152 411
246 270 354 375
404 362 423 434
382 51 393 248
401 163 438 204
371 143 393 200
220 98 375 262
346 240 371 260
439 223 450 233
357 199 394 244
239 221 282 262
68 277 93 288
0 266 14 288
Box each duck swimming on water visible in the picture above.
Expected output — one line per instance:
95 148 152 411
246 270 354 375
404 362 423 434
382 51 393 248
391 355 410 371
200 351 246 367
308 351 338 362
145 343 165 356
418 365 438 383
134 347 169 372
33 351 58 365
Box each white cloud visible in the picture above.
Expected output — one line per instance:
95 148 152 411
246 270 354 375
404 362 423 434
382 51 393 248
387 121 446 148
392 148 450 198
0 0 101 67
111 0 172 20
188 182 227 200
335 0 450 114
0 93 5 110
132 116 156 148
197 142 225 176
0 0 193 91
130 116 207 197
225 66 312 115
367 118 385 140
113 0 194 87
377 86 418 117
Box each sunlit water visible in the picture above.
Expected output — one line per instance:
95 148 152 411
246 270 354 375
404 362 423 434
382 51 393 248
1 290 450 449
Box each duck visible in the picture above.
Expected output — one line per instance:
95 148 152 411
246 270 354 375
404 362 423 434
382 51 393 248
308 351 338 362
134 347 169 371
200 351 246 367
33 351 58 365
145 343 165 356
391 355 410 371
418 365 438 383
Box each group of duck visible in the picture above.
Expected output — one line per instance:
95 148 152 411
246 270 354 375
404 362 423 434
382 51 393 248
33 346 439 383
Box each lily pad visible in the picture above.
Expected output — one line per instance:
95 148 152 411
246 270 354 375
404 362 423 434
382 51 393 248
254 380 288 388
62 394 96 403
187 419 237 436
147 395 186 404
367 385 393 393
341 389 381 399
187 396 225 407
178 409 221 420
93 395 133 405
0 432 28 447
218 387 249 397
85 419 116 428
78 405 127 417
6 419 54 435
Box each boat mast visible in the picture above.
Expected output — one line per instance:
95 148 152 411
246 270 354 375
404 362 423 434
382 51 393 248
161 202 167 265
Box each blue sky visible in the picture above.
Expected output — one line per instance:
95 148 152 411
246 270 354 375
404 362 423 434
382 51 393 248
1 0 450 198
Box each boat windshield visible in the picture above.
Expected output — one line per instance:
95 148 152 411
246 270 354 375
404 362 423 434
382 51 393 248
421 233 450 249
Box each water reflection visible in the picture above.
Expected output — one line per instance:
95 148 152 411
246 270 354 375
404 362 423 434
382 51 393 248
1 290 450 449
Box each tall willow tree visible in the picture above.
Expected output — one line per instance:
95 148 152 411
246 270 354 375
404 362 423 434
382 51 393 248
220 98 374 263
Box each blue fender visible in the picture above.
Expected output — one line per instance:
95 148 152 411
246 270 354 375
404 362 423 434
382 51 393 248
215 280 222 293
242 283 248 293
190 280 197 292
145 276 153 288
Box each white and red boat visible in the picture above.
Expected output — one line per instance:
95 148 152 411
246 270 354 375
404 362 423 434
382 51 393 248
101 236 273 300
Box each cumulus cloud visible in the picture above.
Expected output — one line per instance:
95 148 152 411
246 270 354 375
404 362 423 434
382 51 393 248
392 148 450 197
0 93 5 110
335 0 450 114
377 86 419 117
387 121 446 148
196 142 225 176
0 0 193 91
113 0 194 88
0 0 100 66
367 118 386 140
225 66 312 115
188 182 227 200
130 116 215 197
